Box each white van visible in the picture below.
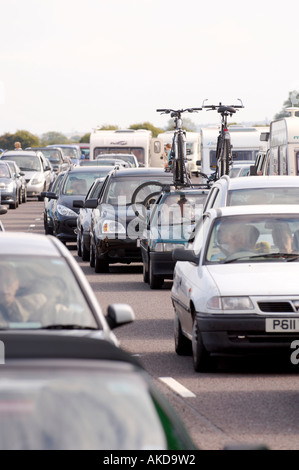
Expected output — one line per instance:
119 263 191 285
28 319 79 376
200 125 269 177
266 107 299 175
157 130 201 175
89 128 164 168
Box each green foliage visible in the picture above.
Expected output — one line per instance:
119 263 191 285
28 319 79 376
79 133 91 143
0 130 40 150
274 91 299 119
40 131 70 146
129 122 164 138
98 124 119 130
164 118 197 132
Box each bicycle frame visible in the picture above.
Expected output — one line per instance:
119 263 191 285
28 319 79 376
202 100 244 179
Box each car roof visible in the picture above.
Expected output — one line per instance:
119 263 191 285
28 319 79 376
219 175 299 190
1 150 41 158
0 331 141 366
66 166 110 174
208 204 299 218
0 232 69 256
109 167 170 177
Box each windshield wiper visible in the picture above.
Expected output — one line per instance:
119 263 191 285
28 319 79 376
40 324 98 330
223 252 299 264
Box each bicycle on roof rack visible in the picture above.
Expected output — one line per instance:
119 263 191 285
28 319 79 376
202 99 244 179
131 107 215 220
157 107 202 187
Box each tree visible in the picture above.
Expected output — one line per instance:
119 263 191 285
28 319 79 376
80 133 91 143
0 130 40 150
98 124 119 130
164 117 197 132
40 132 70 146
129 122 164 137
274 90 299 119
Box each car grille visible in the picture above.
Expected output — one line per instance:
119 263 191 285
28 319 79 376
258 302 294 313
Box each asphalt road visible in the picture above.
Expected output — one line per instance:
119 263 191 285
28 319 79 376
2 198 299 450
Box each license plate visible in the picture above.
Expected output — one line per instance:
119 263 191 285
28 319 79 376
266 318 299 333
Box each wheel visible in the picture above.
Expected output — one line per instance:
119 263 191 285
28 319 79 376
89 239 95 267
18 189 22 204
149 259 163 289
174 310 192 356
77 231 82 257
95 255 109 273
22 188 27 203
192 319 212 372
10 195 18 209
223 136 231 176
81 233 90 261
176 133 185 184
142 260 149 283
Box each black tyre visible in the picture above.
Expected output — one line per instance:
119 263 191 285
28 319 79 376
149 259 163 289
89 240 95 268
192 319 212 372
95 255 109 273
174 310 192 356
81 234 90 261
77 231 82 257
142 260 149 283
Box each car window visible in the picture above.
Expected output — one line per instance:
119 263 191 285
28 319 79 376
0 367 167 450
2 156 41 172
204 214 299 264
0 164 11 178
0 256 98 329
227 188 299 206
62 173 101 196
203 187 219 211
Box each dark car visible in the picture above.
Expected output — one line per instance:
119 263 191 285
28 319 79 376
79 159 129 168
87 167 173 272
43 166 110 245
41 171 67 235
0 231 134 338
0 332 196 450
26 147 70 174
75 177 106 261
141 188 209 288
4 160 27 204
0 161 20 209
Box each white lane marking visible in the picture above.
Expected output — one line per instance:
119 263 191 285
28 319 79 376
29 224 36 228
159 377 196 398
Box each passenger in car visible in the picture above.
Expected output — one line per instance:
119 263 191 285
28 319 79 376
272 224 294 254
0 265 47 324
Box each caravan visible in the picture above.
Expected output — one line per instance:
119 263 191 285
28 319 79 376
157 130 201 175
89 128 164 168
266 108 299 176
200 125 269 178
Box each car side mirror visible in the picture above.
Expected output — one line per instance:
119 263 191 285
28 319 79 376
73 200 84 208
172 248 199 265
41 191 57 199
106 303 135 329
84 198 98 209
250 165 257 176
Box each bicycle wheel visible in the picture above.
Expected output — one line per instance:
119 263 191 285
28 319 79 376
223 135 231 175
174 133 185 185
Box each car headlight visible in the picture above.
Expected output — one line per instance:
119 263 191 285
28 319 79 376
154 242 185 252
207 296 254 311
4 182 14 191
102 219 126 234
57 204 78 217
31 174 44 185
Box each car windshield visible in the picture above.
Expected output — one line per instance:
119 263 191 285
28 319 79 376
205 214 299 264
227 187 299 206
2 156 41 172
105 176 172 206
151 192 207 241
62 172 102 196
0 256 98 329
0 366 167 450
57 147 80 159
0 164 10 178
37 149 61 163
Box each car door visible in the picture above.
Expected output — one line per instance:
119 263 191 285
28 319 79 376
41 155 52 190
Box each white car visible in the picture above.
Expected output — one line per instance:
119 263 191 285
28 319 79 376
171 204 299 372
204 175 299 212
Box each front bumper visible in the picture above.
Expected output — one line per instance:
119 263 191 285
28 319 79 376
55 216 78 243
150 251 175 279
26 181 44 196
195 313 299 355
96 237 141 264
0 190 16 204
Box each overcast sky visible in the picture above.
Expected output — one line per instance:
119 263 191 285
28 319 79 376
0 0 298 136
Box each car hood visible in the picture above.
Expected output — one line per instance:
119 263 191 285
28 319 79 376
206 263 299 296
58 194 86 213
23 170 41 179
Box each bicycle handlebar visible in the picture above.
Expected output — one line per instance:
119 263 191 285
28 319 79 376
156 108 202 115
201 99 244 114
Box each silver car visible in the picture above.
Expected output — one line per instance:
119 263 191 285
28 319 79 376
1 151 53 200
